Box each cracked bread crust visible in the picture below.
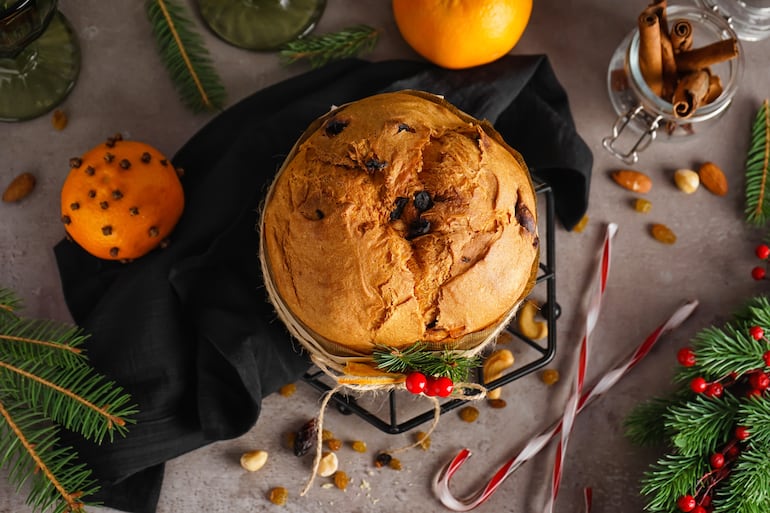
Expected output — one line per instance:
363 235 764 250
261 90 539 354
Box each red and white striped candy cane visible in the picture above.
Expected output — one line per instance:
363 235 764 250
433 223 698 511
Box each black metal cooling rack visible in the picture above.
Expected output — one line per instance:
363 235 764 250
302 179 559 434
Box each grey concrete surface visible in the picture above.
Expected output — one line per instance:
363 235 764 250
2 1 770 512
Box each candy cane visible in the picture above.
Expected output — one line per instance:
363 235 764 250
433 223 698 511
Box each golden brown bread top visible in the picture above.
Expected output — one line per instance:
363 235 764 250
261 91 539 354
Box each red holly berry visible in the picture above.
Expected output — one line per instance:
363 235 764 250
700 495 712 507
677 494 696 512
691 506 706 513
705 382 723 398
735 425 750 440
750 371 770 390
752 266 767 280
750 325 765 340
677 347 697 367
757 244 770 260
423 376 438 396
709 452 725 469
726 445 741 457
690 377 708 394
432 376 454 397
764 350 770 367
405 371 428 394
746 388 763 398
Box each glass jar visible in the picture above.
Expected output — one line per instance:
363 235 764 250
694 0 770 41
603 4 744 164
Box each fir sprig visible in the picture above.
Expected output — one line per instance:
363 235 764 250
624 393 687 447
372 342 481 382
145 0 226 113
744 99 770 226
641 453 708 512
279 25 380 69
665 393 741 456
0 287 137 513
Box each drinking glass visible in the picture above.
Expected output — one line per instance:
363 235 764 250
0 0 80 122
197 0 326 51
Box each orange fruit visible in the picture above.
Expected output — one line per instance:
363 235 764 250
392 0 532 69
60 135 185 261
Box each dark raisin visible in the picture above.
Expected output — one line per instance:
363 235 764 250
365 159 387 171
397 123 414 133
374 452 393 468
324 118 349 136
389 197 409 221
69 157 82 168
294 418 318 457
112 190 123 200
515 198 536 234
85 166 95 176
407 218 431 239
315 209 325 220
413 190 433 211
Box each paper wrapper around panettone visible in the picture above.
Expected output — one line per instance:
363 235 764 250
258 90 540 376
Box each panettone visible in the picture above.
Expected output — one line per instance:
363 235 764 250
260 90 539 355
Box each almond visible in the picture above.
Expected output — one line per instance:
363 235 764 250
611 169 652 193
2 172 36 203
698 162 728 196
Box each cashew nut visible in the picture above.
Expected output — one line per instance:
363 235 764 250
240 450 268 472
482 348 515 400
517 301 548 340
318 451 339 477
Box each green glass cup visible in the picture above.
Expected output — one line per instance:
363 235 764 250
197 0 326 51
0 0 80 122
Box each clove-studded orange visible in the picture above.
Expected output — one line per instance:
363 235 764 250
60 135 185 261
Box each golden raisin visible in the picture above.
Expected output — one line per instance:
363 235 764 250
333 470 349 490
389 458 402 470
268 487 288 505
572 214 589 233
327 438 343 451
278 383 296 397
633 198 652 213
351 440 367 453
414 431 431 450
541 369 560 385
321 429 334 441
51 109 68 130
487 398 507 409
458 406 480 422
650 223 677 244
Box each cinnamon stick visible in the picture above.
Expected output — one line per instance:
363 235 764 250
675 38 739 73
638 9 664 96
660 33 677 101
703 73 724 104
670 20 693 53
672 69 710 118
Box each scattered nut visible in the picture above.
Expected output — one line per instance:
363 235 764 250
698 161 728 196
240 450 268 472
278 383 296 397
633 198 652 213
517 301 548 341
318 451 339 477
541 369 560 386
483 348 515 400
2 172 36 203
333 470 350 490
374 452 392 468
351 440 367 453
487 398 508 408
414 431 431 450
389 458 402 470
572 214 589 233
268 487 288 506
327 438 343 451
51 109 68 130
459 406 480 422
673 168 700 194
611 169 653 193
650 223 677 244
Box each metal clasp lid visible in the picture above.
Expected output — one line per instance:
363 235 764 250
602 104 663 165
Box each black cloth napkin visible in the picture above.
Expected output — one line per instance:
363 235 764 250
53 55 592 513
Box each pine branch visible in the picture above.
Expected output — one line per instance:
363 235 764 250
745 99 770 226
0 400 99 513
372 343 481 382
145 0 226 113
0 316 87 369
738 396 770 450
0 288 21 319
641 453 707 512
665 393 741 456
718 449 770 512
279 25 380 69
625 395 682 447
